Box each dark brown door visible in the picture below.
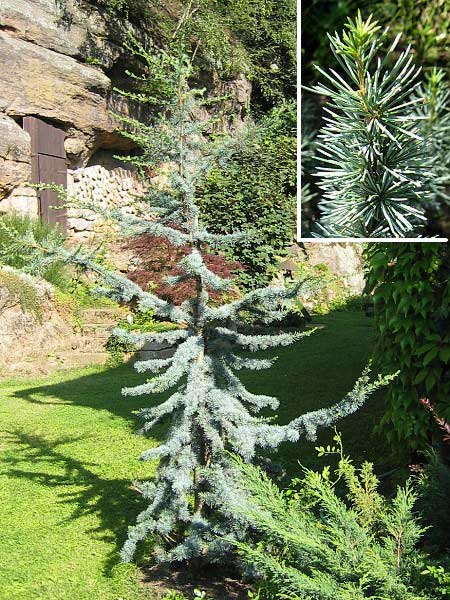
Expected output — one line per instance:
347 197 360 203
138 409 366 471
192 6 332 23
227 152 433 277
23 116 67 230
37 155 67 226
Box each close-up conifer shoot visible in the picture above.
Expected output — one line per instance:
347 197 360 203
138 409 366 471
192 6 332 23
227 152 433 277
307 12 433 238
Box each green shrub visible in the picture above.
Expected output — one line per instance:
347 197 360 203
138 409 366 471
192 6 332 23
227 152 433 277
198 102 296 289
364 243 450 452
0 214 69 290
416 450 450 551
229 433 440 599
421 565 450 597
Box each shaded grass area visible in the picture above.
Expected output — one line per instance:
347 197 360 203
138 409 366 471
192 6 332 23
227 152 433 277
0 310 397 599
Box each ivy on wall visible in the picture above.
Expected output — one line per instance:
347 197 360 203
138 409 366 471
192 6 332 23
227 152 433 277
365 243 450 452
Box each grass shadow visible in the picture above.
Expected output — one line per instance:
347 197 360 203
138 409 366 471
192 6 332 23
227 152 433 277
2 308 407 592
11 309 398 477
1 427 147 575
12 363 167 424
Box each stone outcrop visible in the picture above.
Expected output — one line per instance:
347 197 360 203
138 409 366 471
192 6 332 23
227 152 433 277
0 31 115 143
0 0 151 219
0 0 122 69
0 0 146 194
0 0 141 156
0 115 31 198
301 242 365 294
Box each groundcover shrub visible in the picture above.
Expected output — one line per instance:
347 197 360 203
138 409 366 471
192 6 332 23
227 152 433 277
228 433 449 600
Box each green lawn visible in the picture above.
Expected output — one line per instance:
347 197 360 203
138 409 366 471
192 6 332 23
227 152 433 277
0 310 392 599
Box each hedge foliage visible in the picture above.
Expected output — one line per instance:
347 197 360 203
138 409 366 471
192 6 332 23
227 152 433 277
365 243 450 452
197 101 296 289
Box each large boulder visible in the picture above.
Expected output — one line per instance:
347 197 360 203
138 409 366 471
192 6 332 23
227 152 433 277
0 0 122 69
0 114 31 199
0 31 114 134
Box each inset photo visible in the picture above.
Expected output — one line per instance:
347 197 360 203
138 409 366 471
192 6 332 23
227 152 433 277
300 2 450 239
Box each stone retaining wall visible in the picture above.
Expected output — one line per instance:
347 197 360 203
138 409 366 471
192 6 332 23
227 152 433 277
0 268 127 377
67 151 146 241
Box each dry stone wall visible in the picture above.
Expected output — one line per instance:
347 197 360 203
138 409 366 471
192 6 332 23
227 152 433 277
67 151 147 241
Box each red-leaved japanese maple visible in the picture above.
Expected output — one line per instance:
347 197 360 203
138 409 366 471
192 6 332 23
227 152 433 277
123 233 244 305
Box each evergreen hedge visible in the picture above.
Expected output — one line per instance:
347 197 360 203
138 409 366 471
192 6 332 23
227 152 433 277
198 101 296 289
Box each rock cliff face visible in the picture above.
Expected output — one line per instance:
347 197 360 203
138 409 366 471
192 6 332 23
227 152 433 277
0 115 31 198
0 0 133 169
0 0 252 224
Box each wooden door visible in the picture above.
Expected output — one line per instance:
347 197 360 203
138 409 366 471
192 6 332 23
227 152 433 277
23 116 67 230
37 155 67 226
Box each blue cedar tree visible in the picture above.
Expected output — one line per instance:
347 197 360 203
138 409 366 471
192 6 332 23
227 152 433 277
6 46 394 562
